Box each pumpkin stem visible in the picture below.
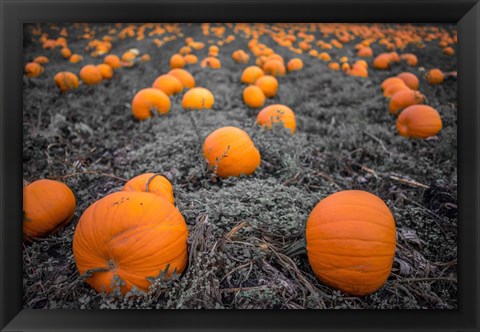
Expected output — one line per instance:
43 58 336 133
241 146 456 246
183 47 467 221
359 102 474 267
81 259 116 280
145 173 168 192
284 238 307 257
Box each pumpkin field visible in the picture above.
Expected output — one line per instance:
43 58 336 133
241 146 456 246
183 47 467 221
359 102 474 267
23 23 457 309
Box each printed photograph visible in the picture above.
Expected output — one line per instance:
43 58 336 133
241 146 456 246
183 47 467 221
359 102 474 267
23 23 457 309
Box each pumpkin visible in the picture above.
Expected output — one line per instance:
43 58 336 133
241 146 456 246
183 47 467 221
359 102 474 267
131 88 171 120
121 51 137 66
123 173 174 204
287 58 303 72
181 87 215 110
381 77 405 91
24 62 44 78
357 46 373 57
168 68 195 89
373 53 391 70
184 54 198 64
383 82 410 98
152 74 183 96
400 53 418 66
170 53 186 69
140 54 151 62
396 105 442 138
396 72 419 90
54 71 80 92
79 65 103 85
255 75 278 98
200 57 222 69
306 190 396 296
389 90 424 115
104 54 122 69
256 104 296 133
232 50 249 64
72 191 188 294
348 64 368 78
263 59 286 77
179 46 192 55
60 47 72 59
23 179 76 241
33 56 49 65
442 47 455 56
241 66 264 84
203 126 261 177
425 69 444 85
69 54 83 63
328 62 340 71
96 64 113 80
243 85 266 109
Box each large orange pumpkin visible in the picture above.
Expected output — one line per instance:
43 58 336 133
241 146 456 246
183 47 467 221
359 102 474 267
54 71 79 92
24 62 44 78
152 74 183 96
168 68 195 89
256 104 296 133
73 191 188 294
181 87 215 110
306 190 396 296
255 75 278 98
396 105 443 138
23 179 76 241
131 88 171 120
122 173 174 204
203 126 261 177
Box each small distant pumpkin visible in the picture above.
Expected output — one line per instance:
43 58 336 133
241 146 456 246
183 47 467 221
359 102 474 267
54 71 79 92
168 68 195 89
60 47 72 59
232 50 249 64
24 62 44 78
389 90 424 115
69 54 83 64
123 173 174 204
287 58 303 72
153 74 183 96
243 85 266 109
373 53 391 70
79 65 103 85
181 87 215 110
357 46 373 57
96 64 113 80
400 53 418 67
73 191 188 294
23 179 76 241
104 54 122 69
442 47 455 56
263 59 286 77
306 190 396 296
328 62 340 71
396 105 443 138
256 104 296 133
383 82 410 98
200 57 222 69
203 126 261 177
425 69 445 85
184 54 198 64
170 53 186 69
33 56 49 65
241 66 264 84
255 75 278 98
381 77 406 91
131 88 171 120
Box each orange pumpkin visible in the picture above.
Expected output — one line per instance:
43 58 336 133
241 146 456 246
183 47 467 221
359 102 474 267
69 54 83 64
232 50 250 64
400 53 418 67
425 69 444 85
255 75 278 98
383 82 410 98
181 87 215 110
389 90 424 115
122 173 174 204
23 179 76 241
396 72 419 90
256 104 296 133
263 59 286 77
396 105 443 138
54 71 80 92
73 191 188 294
286 58 304 72
328 62 340 71
357 46 373 57
79 65 103 85
203 126 261 177
24 62 44 78
60 47 72 59
33 56 49 65
168 68 195 89
184 54 198 64
373 53 391 70
131 88 171 120
243 85 266 109
381 77 406 91
170 53 186 69
241 66 264 84
306 190 396 296
152 74 183 96
442 47 455 56
104 54 122 69
200 57 222 69
96 64 113 80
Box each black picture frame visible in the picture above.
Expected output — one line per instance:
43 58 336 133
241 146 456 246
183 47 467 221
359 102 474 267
1 0 479 331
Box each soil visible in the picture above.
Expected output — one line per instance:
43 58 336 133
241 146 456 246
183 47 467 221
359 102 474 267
23 23 457 309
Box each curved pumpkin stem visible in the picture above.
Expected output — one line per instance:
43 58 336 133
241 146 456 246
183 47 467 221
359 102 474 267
80 259 116 281
284 238 307 257
144 173 169 192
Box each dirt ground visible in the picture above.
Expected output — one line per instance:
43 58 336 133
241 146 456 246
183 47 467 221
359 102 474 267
23 23 457 309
